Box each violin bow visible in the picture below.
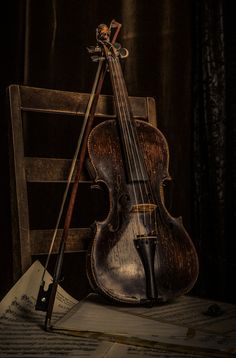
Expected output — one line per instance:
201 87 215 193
35 19 122 330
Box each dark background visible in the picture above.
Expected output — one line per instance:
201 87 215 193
0 0 235 304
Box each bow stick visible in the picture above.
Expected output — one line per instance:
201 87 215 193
35 19 122 330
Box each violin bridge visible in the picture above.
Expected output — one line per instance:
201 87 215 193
131 203 157 213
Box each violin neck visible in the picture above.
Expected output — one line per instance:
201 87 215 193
107 55 148 182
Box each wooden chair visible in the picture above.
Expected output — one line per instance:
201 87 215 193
7 84 157 285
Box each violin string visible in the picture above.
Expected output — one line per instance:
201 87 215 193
104 43 146 195
109 50 156 233
108 55 143 236
106 43 165 244
111 54 151 232
112 58 146 189
109 58 140 183
116 59 155 231
109 49 161 238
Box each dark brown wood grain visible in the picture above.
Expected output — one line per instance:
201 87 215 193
87 119 199 304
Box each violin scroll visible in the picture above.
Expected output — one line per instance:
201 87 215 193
88 21 128 62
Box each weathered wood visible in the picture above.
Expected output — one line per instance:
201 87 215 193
18 85 157 122
8 85 32 281
30 228 93 254
7 84 158 283
24 157 91 182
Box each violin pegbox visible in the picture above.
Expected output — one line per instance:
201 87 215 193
87 45 104 62
87 23 111 62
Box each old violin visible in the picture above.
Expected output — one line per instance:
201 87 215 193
86 22 199 305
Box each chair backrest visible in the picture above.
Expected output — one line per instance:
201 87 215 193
7 84 157 282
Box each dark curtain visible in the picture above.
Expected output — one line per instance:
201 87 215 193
0 2 26 299
224 1 236 304
23 0 193 228
0 0 235 303
192 0 235 303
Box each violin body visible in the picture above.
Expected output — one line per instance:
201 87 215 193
86 22 198 305
86 118 199 304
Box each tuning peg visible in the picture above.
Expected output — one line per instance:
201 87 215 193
87 45 102 54
91 55 105 62
119 47 129 58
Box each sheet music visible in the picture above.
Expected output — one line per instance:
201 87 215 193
1 261 235 357
0 261 206 358
104 343 210 357
0 261 77 318
53 294 236 355
117 295 236 336
0 261 112 357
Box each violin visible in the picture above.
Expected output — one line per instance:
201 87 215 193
86 22 199 305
